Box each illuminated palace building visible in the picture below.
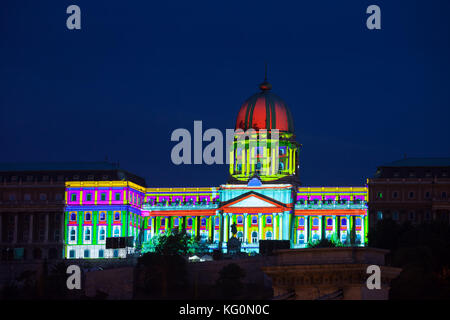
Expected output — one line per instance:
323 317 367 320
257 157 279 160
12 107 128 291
64 79 368 259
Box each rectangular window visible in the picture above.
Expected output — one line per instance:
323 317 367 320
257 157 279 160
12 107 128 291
86 193 92 201
71 194 77 202
100 193 106 201
115 193 121 201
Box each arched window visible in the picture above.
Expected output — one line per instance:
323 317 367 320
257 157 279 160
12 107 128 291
201 218 206 226
266 216 272 224
252 231 258 243
327 218 333 226
70 212 76 221
99 228 105 241
161 218 166 226
174 218 179 227
113 227 120 237
313 218 319 226
237 231 243 242
187 218 193 226
70 229 76 241
252 215 258 224
312 233 319 241
298 233 305 244
356 233 361 244
298 217 305 226
341 218 347 226
355 217 361 226
215 216 220 225
266 231 272 240
237 216 243 224
84 228 91 241
114 212 120 221
85 212 91 221
100 212 106 221
279 162 284 171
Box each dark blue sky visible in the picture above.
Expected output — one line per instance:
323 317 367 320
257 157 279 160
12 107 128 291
1 0 449 187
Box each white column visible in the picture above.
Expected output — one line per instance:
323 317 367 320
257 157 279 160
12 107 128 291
224 213 229 242
13 214 18 244
279 214 283 240
29 214 34 244
273 214 278 240
44 213 49 242
258 213 263 240
243 213 248 244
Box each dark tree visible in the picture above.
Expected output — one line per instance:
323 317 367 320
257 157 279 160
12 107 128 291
215 263 246 299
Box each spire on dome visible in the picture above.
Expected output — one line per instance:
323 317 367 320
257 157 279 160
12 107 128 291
259 62 272 91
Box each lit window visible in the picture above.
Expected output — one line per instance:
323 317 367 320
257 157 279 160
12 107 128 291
161 218 165 226
355 217 361 226
251 231 258 243
71 194 77 202
100 193 106 201
188 218 193 226
174 218 179 227
298 233 305 244
377 211 383 220
84 250 90 258
265 231 272 240
98 250 104 258
215 216 220 225
86 193 92 201
113 249 119 258
237 231 243 242
113 227 120 237
85 212 91 221
70 229 76 241
70 212 77 221
99 211 106 221
99 228 106 241
69 250 76 258
313 218 319 226
341 218 347 226
201 218 206 226
237 216 243 224
298 217 305 226
115 193 121 201
327 218 333 226
376 192 383 199
84 228 91 241
266 216 272 224
114 212 120 221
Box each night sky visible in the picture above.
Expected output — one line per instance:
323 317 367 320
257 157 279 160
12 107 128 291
1 0 449 187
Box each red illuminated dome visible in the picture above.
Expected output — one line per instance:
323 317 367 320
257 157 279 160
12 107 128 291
235 80 295 133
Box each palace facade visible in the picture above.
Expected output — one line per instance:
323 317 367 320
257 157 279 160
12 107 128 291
63 79 369 259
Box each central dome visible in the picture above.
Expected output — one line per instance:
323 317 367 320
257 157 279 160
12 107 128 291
235 81 295 133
